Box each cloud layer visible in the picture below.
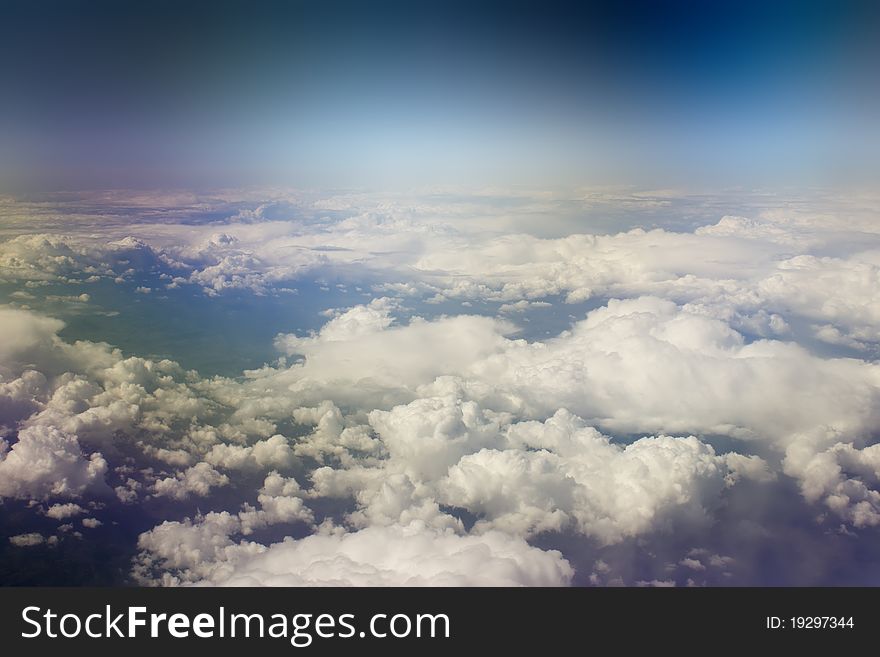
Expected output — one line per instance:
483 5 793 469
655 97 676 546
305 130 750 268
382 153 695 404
2 188 880 585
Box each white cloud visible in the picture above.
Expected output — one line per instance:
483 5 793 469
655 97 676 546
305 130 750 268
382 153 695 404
0 426 107 500
205 435 295 472
680 557 706 571
274 302 513 396
9 532 46 547
0 233 164 285
238 472 314 535
0 369 46 431
636 579 677 587
0 307 66 376
289 401 378 464
5 290 873 541
137 522 572 587
368 395 502 481
45 502 85 520
5 188 880 586
152 463 230 500
440 411 729 543
278 298 398 348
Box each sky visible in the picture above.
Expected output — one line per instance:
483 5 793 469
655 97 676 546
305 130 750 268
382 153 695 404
1 0 879 189
1 2 880 588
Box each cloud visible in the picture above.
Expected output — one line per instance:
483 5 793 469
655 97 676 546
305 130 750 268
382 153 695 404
277 298 398 348
267 294 880 447
274 299 513 395
45 502 85 520
9 533 46 547
0 307 66 376
680 557 706 571
307 398 744 543
237 474 314 536
137 522 573 587
441 411 730 543
368 395 502 481
0 369 46 432
4 290 879 548
4 188 880 586
205 435 296 472
465 296 880 441
152 463 230 500
0 234 165 285
0 235 109 283
289 401 378 464
0 425 107 500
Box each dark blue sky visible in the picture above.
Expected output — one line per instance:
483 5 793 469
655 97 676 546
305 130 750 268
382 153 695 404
1 0 878 189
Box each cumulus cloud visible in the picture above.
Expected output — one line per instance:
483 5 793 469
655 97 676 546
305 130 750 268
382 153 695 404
205 435 295 472
0 307 66 377
45 502 85 520
136 522 572 587
9 533 46 547
274 299 513 396
0 234 165 285
441 411 730 543
0 369 46 432
3 188 880 586
368 395 503 481
134 471 315 584
237 472 314 535
152 463 230 500
265 295 880 452
0 426 107 500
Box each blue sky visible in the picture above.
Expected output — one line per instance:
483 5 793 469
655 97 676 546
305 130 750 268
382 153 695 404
1 0 878 189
